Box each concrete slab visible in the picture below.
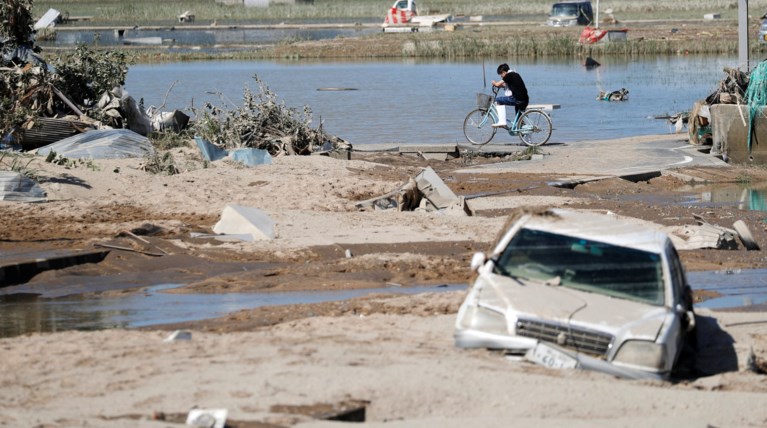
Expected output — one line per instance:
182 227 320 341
455 135 728 176
711 104 767 164
0 249 110 287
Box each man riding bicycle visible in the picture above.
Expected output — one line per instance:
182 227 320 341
491 63 529 128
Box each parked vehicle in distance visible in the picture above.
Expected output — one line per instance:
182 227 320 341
454 208 696 380
759 12 767 43
547 1 594 26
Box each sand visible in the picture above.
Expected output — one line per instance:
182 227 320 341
1 137 767 426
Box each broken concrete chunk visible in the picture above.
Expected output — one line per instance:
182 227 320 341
212 204 275 242
355 167 472 215
733 220 760 251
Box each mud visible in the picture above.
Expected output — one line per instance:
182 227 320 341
2 153 767 332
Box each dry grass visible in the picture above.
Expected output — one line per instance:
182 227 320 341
33 0 767 24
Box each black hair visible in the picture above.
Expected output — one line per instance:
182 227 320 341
497 63 510 74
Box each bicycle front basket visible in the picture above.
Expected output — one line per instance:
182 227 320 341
476 93 493 109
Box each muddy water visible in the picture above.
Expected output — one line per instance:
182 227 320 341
681 184 767 211
688 269 767 310
124 55 735 146
0 284 464 338
1 270 765 338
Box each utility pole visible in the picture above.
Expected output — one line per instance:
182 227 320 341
739 0 749 71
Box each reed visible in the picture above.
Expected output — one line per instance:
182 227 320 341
33 0 767 24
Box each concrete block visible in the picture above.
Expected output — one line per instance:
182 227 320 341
710 104 767 164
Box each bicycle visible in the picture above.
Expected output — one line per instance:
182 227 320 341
463 86 553 147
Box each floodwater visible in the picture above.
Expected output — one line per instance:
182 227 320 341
689 269 767 310
49 26 381 47
1 269 765 338
0 284 464 338
124 55 735 145
681 183 767 212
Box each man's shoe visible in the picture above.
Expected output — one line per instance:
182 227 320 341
491 123 507 128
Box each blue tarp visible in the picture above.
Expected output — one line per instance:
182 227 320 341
194 136 272 166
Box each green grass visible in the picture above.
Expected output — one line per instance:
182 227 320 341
33 0 767 24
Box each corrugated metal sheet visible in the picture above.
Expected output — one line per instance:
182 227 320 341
0 171 47 202
19 117 95 150
35 129 155 159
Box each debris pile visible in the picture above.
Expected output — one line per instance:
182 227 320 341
597 88 628 102
2 1 344 159
192 75 351 157
689 67 748 146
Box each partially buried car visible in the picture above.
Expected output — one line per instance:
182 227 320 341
454 208 696 380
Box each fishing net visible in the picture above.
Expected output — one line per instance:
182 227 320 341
745 61 767 153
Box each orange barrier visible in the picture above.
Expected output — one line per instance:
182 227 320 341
578 26 607 44
384 7 415 25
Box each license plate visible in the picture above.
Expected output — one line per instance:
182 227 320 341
526 342 578 370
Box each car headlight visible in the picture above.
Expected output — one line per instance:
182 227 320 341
613 340 667 371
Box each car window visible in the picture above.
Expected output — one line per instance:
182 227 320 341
551 3 579 16
496 228 665 306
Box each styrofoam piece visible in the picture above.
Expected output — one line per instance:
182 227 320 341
186 408 227 428
212 204 275 241
164 330 192 342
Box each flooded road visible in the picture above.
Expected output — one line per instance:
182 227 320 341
124 55 735 146
1 269 765 338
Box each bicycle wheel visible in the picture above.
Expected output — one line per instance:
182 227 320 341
518 110 552 147
463 108 497 146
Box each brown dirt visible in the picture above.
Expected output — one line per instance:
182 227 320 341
3 151 766 331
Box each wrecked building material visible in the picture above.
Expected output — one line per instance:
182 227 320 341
597 88 629 101
150 109 190 133
0 171 46 202
355 166 472 216
733 220 760 250
35 129 154 159
18 117 96 150
212 204 275 242
670 222 738 250
33 8 62 30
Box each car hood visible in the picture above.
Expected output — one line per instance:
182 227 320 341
480 275 667 339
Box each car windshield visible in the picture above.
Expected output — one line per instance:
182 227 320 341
551 3 580 16
495 228 665 306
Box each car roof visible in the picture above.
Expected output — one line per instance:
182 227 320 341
515 209 669 254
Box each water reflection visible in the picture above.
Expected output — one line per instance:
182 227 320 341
688 269 767 309
680 184 767 211
0 283 465 338
123 55 737 145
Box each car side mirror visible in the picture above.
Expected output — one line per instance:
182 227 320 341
470 252 487 272
675 304 696 332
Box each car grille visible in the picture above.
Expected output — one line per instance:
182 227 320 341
516 318 613 357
